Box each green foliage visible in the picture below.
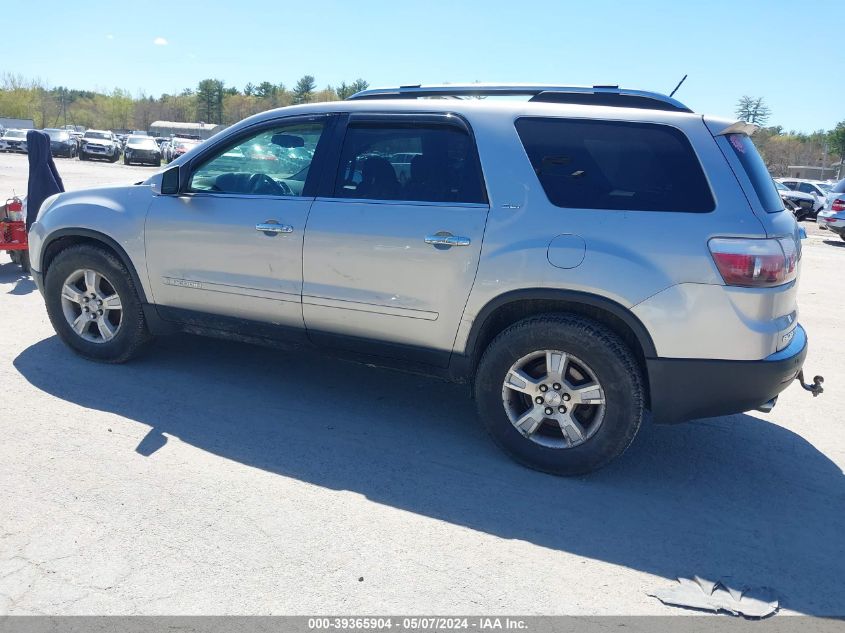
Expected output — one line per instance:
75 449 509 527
292 75 316 104
735 95 771 126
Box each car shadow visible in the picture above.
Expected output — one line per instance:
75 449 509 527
822 240 845 248
0 260 35 295
13 334 845 615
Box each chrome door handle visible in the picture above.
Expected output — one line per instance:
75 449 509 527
256 221 293 235
425 234 471 247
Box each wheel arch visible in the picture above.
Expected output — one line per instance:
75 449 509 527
40 228 149 304
454 289 656 400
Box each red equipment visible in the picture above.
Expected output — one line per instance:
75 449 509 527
1 196 29 271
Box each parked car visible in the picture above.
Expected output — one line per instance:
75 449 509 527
816 178 845 238
79 130 121 162
0 129 28 153
27 84 816 475
43 128 78 158
170 138 201 160
123 135 162 166
774 180 814 220
776 178 832 217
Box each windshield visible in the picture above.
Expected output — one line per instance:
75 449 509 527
817 182 832 193
774 181 789 191
128 136 157 148
45 129 68 141
84 131 110 140
4 130 26 139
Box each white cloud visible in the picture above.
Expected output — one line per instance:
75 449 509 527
153 37 168 46
106 34 114 40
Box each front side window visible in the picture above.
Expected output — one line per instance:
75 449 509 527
515 117 714 213
332 121 487 204
189 121 324 196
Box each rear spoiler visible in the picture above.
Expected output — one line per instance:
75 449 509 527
713 121 760 136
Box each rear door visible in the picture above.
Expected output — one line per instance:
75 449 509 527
302 113 489 365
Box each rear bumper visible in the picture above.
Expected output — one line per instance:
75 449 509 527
648 324 808 424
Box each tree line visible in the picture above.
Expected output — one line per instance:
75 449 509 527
736 95 844 177
0 73 369 131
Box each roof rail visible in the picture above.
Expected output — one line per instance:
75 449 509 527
346 84 692 113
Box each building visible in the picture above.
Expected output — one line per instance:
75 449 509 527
148 121 224 140
0 117 35 131
786 164 842 181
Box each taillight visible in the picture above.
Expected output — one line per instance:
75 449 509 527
708 237 798 288
832 198 845 212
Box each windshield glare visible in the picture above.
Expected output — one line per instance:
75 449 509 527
84 131 110 140
4 130 26 139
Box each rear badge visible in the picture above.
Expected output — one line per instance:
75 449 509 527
781 329 795 346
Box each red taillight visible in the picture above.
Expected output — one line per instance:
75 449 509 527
832 198 845 212
708 237 798 288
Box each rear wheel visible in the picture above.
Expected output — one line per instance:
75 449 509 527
44 244 151 362
124 155 130 165
474 314 644 475
79 151 87 161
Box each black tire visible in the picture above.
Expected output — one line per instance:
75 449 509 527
79 151 87 161
18 250 30 273
155 159 162 167
474 314 644 475
44 244 151 363
840 234 845 242
124 155 130 165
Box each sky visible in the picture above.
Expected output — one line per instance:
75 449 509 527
1 0 841 133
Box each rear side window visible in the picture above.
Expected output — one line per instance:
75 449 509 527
333 122 487 204
515 118 714 213
833 179 845 194
725 134 783 213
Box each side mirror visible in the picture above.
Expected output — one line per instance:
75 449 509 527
160 165 180 195
271 133 304 148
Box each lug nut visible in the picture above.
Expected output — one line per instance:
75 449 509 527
544 407 553 416
83 306 89 313
89 313 96 320
562 393 571 402
553 383 562 390
97 310 104 316
539 384 548 392
558 405 567 414
534 396 544 404
97 299 103 306
82 297 89 304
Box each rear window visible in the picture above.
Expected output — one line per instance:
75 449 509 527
725 134 783 213
515 118 714 213
832 179 845 194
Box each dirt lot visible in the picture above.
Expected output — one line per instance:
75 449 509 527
0 152 843 615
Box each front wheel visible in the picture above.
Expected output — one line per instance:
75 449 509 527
44 244 151 363
474 315 644 475
124 155 130 165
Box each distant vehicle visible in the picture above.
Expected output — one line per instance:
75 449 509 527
776 178 832 217
774 180 814 221
170 138 201 159
0 129 28 153
816 179 845 238
160 141 172 162
153 137 168 147
43 128 78 158
821 177 845 211
123 135 162 166
79 130 120 162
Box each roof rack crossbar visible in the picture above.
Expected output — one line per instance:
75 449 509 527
346 84 692 112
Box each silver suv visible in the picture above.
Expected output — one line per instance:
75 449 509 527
28 84 815 475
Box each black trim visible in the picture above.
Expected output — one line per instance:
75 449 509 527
156 306 309 345
647 341 807 424
38 228 149 303
307 329 451 368
461 288 658 363
529 91 693 112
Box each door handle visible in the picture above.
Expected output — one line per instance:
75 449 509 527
424 233 471 247
256 221 293 235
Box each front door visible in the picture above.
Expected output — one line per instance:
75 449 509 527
145 117 329 329
302 114 490 365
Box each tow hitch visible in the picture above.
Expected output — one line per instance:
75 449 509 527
796 370 824 397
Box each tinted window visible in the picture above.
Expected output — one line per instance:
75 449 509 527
832 179 845 194
515 118 714 212
333 122 487 204
189 122 324 197
724 133 783 213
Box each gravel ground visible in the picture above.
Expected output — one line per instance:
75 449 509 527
0 152 843 615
